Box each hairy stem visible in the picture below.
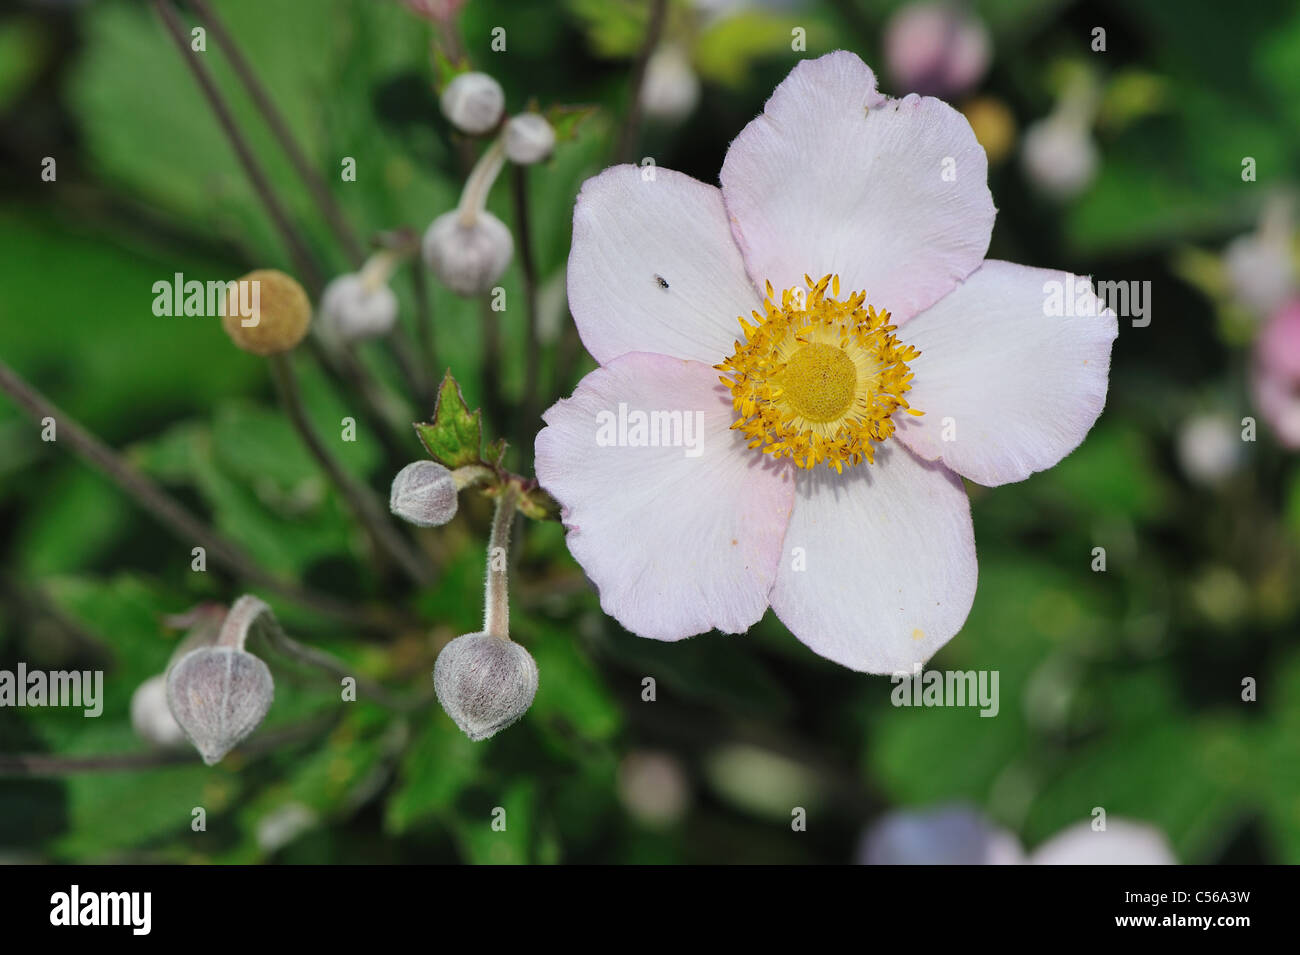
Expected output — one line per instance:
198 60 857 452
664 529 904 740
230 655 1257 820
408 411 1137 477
483 485 520 639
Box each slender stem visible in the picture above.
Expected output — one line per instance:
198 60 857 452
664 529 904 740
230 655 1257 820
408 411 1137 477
267 353 433 587
457 136 508 226
230 595 430 711
613 0 669 163
153 0 323 295
157 0 410 461
263 625 429 712
511 164 541 462
483 485 520 639
0 357 385 629
0 714 337 777
185 0 367 267
481 296 506 436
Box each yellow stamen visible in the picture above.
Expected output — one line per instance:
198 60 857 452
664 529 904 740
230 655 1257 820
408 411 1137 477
714 273 922 471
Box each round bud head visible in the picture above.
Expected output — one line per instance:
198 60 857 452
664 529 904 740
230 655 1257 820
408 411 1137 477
222 269 312 355
166 646 275 765
390 460 459 527
422 210 514 296
433 633 539 741
440 71 505 135
504 113 556 165
130 674 187 748
321 273 399 342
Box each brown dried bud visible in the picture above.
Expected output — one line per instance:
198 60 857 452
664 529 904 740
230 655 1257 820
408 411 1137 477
222 269 312 356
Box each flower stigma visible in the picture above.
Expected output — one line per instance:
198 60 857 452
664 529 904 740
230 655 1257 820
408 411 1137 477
715 274 922 472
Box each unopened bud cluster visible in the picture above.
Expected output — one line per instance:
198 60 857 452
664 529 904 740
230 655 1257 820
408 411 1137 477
426 70 557 296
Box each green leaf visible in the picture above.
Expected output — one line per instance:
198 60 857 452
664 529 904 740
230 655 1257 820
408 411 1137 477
544 103 599 143
384 716 483 834
453 779 535 864
414 370 487 469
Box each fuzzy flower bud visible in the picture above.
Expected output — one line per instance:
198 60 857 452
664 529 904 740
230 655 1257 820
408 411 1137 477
504 113 556 165
130 674 187 748
390 460 459 526
423 209 513 296
441 71 505 135
320 261 399 342
222 269 312 355
433 632 539 741
166 645 274 765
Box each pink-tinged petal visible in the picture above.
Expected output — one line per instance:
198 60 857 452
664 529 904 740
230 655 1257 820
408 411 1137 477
1029 820 1176 865
535 352 794 640
768 444 976 674
895 261 1117 487
719 50 994 322
567 165 763 366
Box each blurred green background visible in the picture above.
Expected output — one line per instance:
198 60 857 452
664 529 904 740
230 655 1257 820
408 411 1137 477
0 0 1297 864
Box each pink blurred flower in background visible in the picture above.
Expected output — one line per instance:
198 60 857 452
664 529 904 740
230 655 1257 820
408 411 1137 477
883 1 991 99
1252 299 1300 448
399 0 467 23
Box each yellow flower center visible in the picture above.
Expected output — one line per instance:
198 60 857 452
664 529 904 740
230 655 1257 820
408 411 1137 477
715 274 922 472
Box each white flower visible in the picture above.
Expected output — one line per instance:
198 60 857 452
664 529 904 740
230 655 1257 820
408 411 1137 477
535 52 1116 673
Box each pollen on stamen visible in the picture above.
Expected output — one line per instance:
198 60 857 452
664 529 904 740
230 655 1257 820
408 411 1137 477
713 274 922 471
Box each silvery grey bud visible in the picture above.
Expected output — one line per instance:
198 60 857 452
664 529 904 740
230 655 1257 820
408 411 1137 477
320 273 398 341
504 113 556 164
422 210 513 296
433 632 538 741
166 646 274 765
440 71 505 135
390 460 459 526
130 674 187 748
